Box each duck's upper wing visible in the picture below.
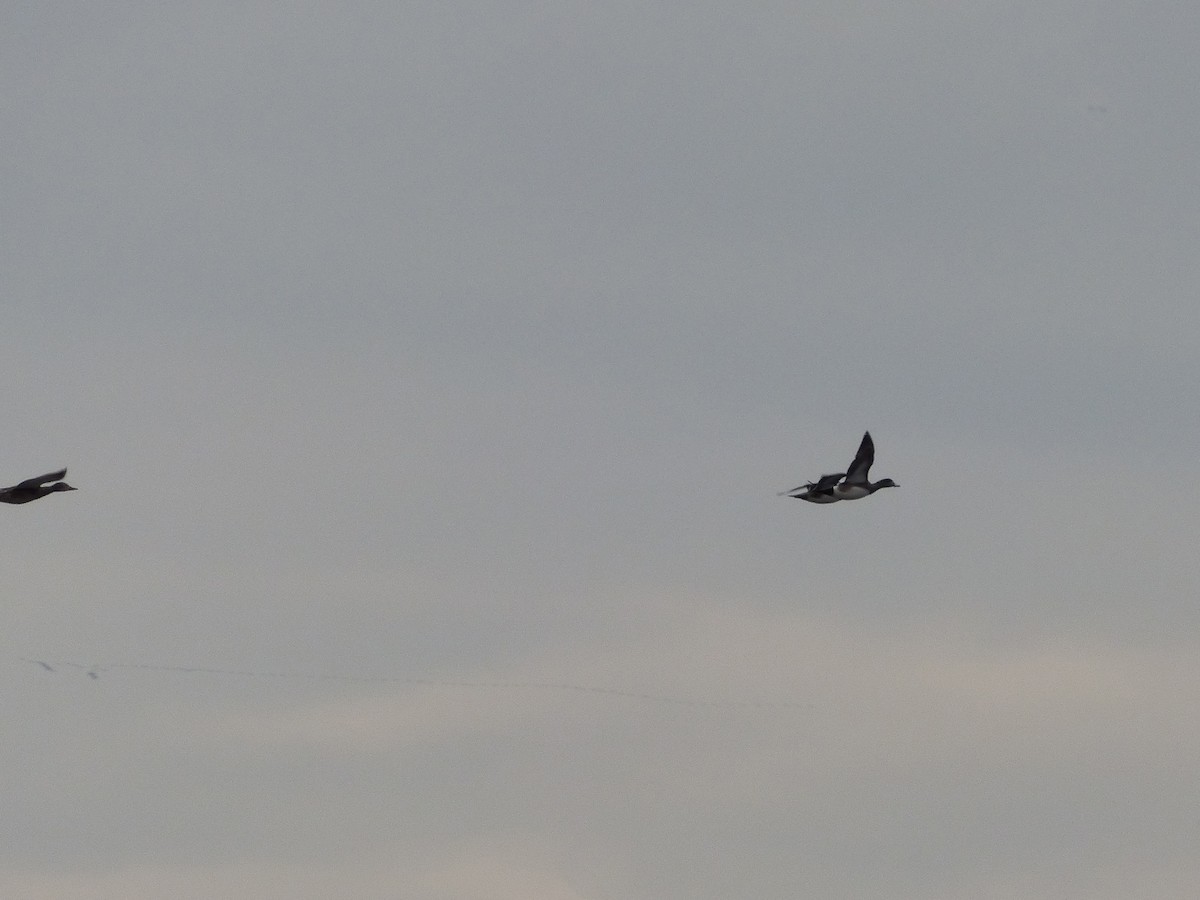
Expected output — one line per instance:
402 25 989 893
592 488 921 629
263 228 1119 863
15 469 68 490
843 433 874 484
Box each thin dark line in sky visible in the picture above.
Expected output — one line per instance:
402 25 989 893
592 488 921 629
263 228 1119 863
19 657 811 710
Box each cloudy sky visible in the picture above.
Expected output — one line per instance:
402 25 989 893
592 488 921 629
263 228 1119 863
4 2 1200 897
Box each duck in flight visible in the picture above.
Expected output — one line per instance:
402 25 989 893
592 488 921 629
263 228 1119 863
781 432 897 504
0 468 77 504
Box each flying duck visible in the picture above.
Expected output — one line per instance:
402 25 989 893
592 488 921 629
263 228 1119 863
832 432 897 500
0 468 77 504
780 432 897 504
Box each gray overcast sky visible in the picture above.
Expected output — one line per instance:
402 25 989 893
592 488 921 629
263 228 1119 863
4 2 1200 898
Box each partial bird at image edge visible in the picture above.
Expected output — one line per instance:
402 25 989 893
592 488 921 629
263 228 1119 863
0 468 77 504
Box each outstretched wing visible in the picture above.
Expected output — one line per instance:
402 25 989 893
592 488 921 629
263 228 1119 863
843 433 874 485
810 472 845 489
16 469 68 490
778 471 844 496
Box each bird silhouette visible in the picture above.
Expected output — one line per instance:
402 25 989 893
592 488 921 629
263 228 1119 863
0 469 77 504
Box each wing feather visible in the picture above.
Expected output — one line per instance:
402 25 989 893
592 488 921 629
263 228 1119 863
16 469 67 490
843 433 874 484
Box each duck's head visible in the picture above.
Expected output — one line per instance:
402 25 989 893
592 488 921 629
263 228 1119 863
874 478 898 489
52 482 77 492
